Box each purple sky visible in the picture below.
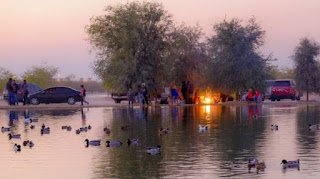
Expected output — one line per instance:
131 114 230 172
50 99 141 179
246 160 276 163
1 0 320 79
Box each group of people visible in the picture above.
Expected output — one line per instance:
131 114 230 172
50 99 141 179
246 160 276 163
6 78 29 106
170 81 195 104
127 83 148 106
246 87 262 103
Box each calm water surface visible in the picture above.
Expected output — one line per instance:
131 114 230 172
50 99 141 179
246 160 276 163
1 104 320 178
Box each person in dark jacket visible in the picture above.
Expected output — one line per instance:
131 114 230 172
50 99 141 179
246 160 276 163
12 79 19 105
141 83 148 105
181 81 188 104
80 85 89 105
22 80 29 105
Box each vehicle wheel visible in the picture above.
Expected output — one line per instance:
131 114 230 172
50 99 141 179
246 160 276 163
67 97 76 105
30 98 40 105
277 99 281 101
291 97 296 101
271 98 275 101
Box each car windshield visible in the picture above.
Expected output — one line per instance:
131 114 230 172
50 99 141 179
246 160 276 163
273 81 290 87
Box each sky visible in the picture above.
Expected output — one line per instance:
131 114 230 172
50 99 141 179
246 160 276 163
1 0 320 79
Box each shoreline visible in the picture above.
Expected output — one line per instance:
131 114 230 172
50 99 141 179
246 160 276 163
0 100 319 110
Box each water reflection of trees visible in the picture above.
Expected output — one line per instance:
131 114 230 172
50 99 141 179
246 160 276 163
91 105 267 178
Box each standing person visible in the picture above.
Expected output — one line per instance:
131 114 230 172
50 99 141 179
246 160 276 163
181 81 188 104
22 80 29 105
187 81 194 104
141 83 148 105
247 87 254 101
12 79 19 105
6 78 14 105
127 87 135 106
80 85 89 105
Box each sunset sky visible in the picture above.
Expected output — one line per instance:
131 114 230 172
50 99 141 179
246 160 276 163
1 0 320 79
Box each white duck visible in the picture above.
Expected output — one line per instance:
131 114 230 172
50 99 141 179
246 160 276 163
147 145 161 154
199 125 209 131
281 159 299 169
309 124 318 131
1 127 10 132
85 139 101 146
106 140 122 147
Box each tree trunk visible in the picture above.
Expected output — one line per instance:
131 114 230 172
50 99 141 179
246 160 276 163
307 89 309 101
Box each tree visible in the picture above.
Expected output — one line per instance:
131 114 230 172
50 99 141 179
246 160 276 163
86 2 173 93
165 24 208 88
22 64 58 89
207 18 272 94
0 66 14 92
292 37 320 101
268 66 295 79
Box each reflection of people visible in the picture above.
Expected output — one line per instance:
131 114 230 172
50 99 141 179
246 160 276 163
24 109 29 119
81 109 86 120
80 85 89 105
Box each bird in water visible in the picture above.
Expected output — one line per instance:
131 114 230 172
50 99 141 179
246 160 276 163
127 139 138 146
106 140 122 147
84 139 101 147
147 145 161 155
13 144 21 152
281 159 300 169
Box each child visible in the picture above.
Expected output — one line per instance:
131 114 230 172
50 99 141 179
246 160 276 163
127 87 135 105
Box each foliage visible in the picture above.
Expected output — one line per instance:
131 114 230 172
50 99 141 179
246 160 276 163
292 37 320 99
268 66 295 79
165 24 208 88
22 64 58 89
0 66 14 93
207 18 272 93
86 2 173 93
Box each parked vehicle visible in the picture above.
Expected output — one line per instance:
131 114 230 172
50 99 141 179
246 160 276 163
2 83 41 102
28 87 81 105
270 79 301 101
264 80 275 99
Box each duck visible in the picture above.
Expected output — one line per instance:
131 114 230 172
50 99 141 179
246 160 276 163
158 128 169 135
1 127 10 132
75 129 81 134
248 158 259 168
67 126 72 131
270 124 279 130
256 161 266 170
31 118 38 122
13 144 21 152
281 159 299 169
23 140 30 146
8 133 21 140
28 141 34 148
104 127 111 135
121 125 129 131
199 125 209 131
41 127 50 134
127 139 139 146
147 145 161 154
87 125 92 130
84 139 101 147
309 124 318 131
79 127 88 132
30 125 35 130
62 126 68 130
106 140 122 147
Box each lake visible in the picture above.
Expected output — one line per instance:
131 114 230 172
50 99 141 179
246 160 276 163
0 104 320 178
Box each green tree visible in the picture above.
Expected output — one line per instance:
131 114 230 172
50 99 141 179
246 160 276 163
292 37 320 101
22 64 58 89
207 18 272 94
0 66 14 92
86 2 173 93
165 24 208 87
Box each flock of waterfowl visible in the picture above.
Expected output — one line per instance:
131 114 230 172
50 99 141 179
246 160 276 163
1 117 162 154
2 117 320 172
